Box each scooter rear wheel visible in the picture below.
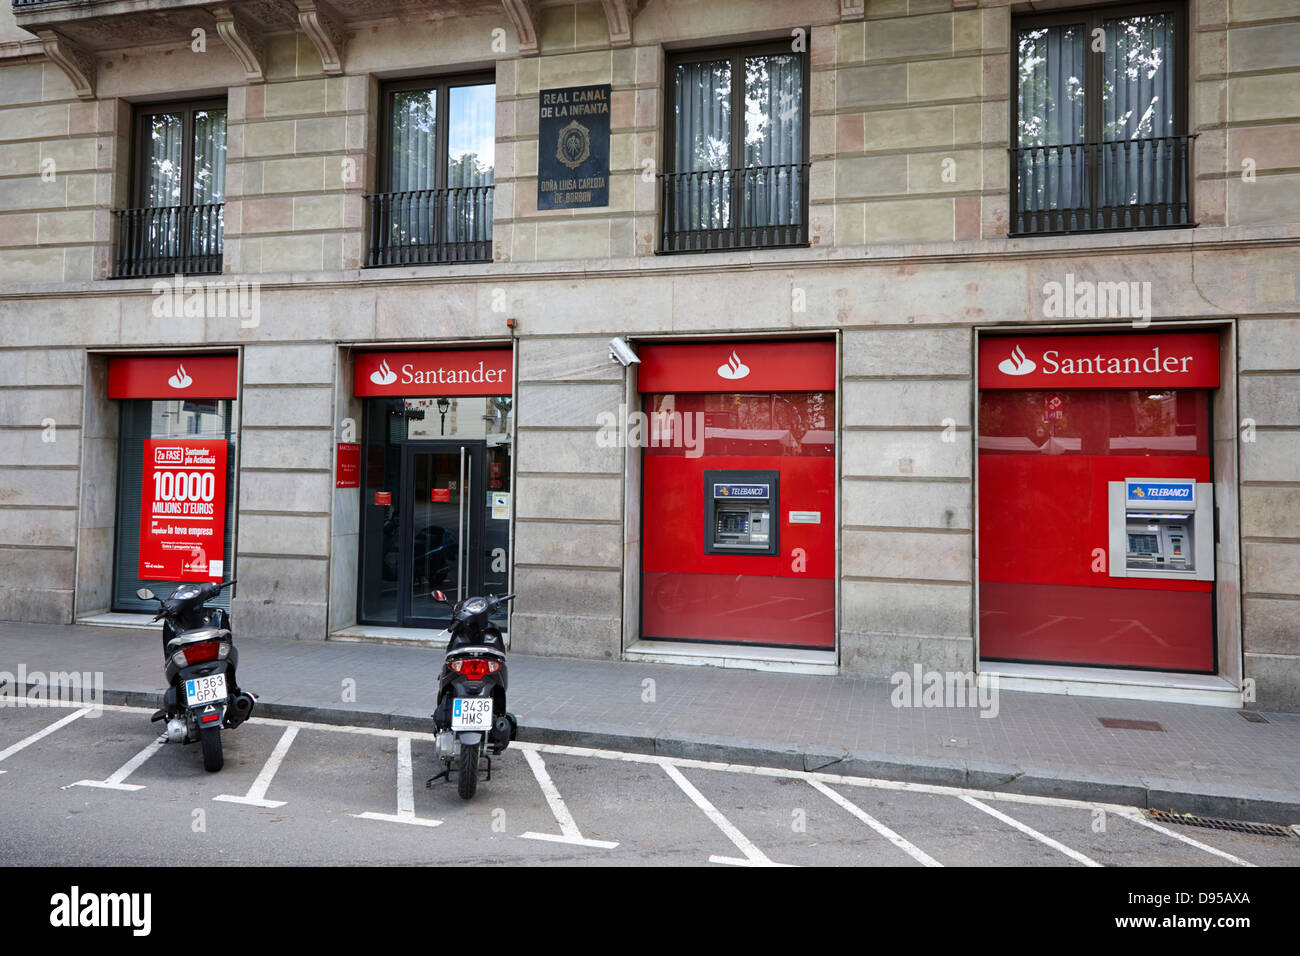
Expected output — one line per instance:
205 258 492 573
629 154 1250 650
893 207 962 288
200 725 224 772
457 741 478 800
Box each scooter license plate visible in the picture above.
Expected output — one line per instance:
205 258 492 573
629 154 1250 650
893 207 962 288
185 674 227 707
451 697 492 731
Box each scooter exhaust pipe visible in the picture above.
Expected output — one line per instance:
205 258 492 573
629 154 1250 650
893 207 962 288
226 692 256 728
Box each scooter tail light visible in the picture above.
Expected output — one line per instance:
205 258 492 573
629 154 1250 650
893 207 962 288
182 641 222 666
450 658 498 680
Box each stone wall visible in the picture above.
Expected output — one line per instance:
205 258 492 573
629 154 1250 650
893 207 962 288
0 0 1296 706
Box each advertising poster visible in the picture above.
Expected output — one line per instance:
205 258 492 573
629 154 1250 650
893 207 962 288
336 442 360 488
139 438 228 582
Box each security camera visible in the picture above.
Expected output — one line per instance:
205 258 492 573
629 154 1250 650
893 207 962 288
609 337 640 367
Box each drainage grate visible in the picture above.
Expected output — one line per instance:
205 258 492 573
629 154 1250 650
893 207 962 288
1098 717 1165 732
1146 809 1297 838
1240 711 1269 724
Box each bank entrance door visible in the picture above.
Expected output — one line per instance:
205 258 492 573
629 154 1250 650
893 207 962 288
360 439 486 629
401 442 486 626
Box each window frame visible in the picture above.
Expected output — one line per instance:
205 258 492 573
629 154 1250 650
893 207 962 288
661 36 812 253
377 72 496 195
129 97 228 210
1008 0 1191 235
663 37 811 183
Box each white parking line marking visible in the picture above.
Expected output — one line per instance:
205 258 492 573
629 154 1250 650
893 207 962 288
67 736 167 792
13 697 1267 868
518 747 618 849
808 779 942 867
1111 808 1255 867
0 707 92 773
661 762 788 867
961 795 1101 867
214 726 298 808
353 735 442 828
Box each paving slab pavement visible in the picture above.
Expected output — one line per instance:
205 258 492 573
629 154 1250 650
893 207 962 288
1 620 1297 824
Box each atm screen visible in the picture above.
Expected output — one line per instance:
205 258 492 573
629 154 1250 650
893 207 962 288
718 511 748 535
1128 533 1159 555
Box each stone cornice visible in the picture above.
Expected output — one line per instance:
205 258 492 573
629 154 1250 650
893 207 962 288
501 0 539 57
36 29 96 99
212 5 266 83
600 0 632 47
294 0 345 74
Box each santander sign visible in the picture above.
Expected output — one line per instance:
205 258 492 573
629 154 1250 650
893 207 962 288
354 349 512 397
979 332 1220 390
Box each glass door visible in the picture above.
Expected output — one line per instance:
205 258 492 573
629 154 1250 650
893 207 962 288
401 441 485 627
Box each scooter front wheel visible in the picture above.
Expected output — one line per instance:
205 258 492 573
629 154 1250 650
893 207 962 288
457 741 479 800
200 725 224 772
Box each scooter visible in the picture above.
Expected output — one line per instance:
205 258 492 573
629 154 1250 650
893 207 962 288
427 590 518 799
136 580 255 772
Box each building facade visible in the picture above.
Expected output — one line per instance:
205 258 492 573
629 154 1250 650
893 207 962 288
1 0 1297 709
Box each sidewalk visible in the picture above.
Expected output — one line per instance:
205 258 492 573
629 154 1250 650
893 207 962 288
2 620 1298 824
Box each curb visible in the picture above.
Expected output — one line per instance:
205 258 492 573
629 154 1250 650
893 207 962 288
97 688 1300 826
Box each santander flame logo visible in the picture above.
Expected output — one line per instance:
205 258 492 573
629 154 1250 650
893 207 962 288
997 344 1036 376
167 363 193 389
369 359 397 386
716 350 750 380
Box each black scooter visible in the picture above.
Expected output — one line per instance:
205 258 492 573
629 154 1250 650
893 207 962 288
427 590 518 799
136 580 256 772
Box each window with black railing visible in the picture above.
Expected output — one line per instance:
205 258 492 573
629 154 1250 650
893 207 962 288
1012 3 1191 236
367 75 495 267
660 42 809 253
115 99 225 277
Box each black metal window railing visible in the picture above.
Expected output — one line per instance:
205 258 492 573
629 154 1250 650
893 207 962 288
1011 135 1195 236
365 186 493 267
112 203 223 278
658 162 810 253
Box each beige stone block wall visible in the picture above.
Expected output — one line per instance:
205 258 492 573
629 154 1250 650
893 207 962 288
1238 316 1300 707
226 52 370 275
0 63 115 282
1192 0 1300 228
0 345 85 622
509 335 626 657
818 4 1008 246
496 9 658 263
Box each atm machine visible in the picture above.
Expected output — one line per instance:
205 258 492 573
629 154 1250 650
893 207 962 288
704 470 779 556
1108 478 1213 581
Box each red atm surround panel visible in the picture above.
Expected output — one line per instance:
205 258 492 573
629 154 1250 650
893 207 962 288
977 331 1219 672
638 340 836 649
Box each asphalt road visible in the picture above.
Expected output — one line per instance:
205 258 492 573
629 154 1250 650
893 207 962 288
2 701 1297 867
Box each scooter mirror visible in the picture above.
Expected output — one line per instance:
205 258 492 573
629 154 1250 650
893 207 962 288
431 590 448 604
136 588 156 601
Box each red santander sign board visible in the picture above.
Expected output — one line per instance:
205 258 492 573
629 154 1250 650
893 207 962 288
355 349 512 397
980 332 1220 390
109 355 237 399
638 340 836 393
139 439 228 582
